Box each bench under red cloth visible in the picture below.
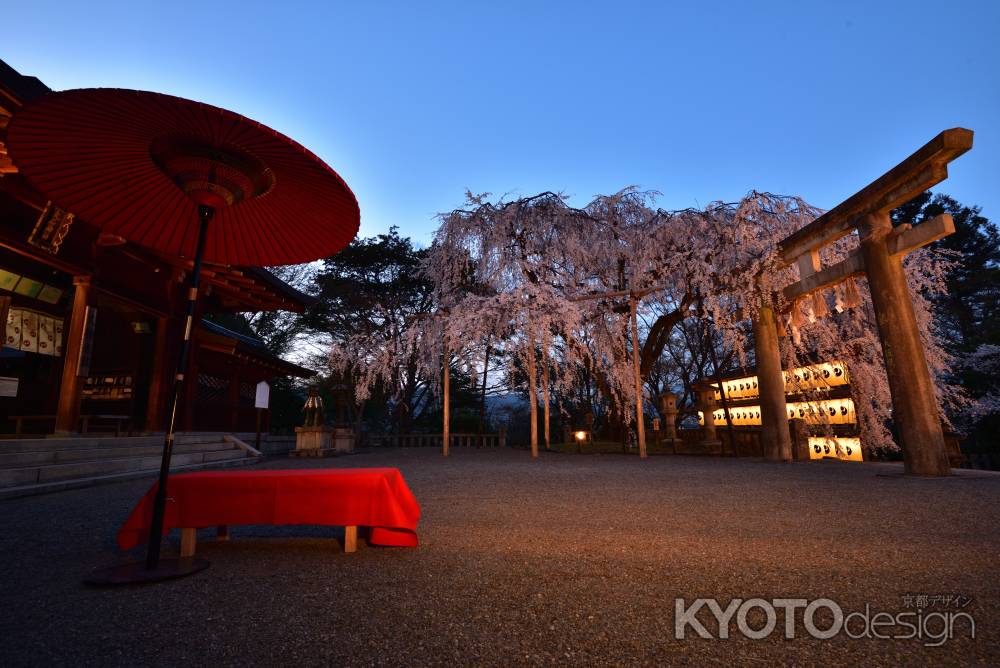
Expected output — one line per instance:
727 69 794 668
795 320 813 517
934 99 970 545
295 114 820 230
117 468 420 550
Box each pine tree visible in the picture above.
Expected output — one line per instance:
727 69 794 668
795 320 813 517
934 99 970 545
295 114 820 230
893 191 1000 349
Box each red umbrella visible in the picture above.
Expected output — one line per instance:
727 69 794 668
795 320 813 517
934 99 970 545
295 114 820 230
6 88 358 264
6 88 360 584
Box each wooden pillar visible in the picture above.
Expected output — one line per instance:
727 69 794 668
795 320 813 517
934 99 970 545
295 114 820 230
753 303 792 461
145 315 171 432
177 289 206 433
145 270 182 433
55 276 92 434
541 343 551 451
442 334 450 457
788 417 810 460
180 338 199 432
698 384 718 442
228 368 240 432
860 212 950 475
629 297 647 459
526 340 539 459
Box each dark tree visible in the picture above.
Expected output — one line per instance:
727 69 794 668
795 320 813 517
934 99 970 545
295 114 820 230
893 192 1000 350
303 228 435 434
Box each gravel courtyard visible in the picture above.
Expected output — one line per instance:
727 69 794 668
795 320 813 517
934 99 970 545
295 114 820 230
1 448 998 666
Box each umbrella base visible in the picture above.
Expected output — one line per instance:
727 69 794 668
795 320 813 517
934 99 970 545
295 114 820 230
85 558 210 586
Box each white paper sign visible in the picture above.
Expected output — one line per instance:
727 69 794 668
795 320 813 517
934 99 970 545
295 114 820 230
0 376 18 397
254 381 270 409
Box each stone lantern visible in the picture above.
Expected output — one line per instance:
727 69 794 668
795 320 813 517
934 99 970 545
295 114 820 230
328 381 356 454
657 391 682 453
292 386 335 457
694 381 723 455
658 391 678 439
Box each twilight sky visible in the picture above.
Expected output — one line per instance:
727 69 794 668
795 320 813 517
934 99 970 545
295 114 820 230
5 1 998 245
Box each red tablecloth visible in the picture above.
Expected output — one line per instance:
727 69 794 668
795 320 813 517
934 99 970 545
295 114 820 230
117 468 420 550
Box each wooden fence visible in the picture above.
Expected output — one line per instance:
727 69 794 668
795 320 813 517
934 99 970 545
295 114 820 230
369 432 506 449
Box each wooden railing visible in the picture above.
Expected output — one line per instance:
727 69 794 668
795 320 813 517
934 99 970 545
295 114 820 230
369 432 506 449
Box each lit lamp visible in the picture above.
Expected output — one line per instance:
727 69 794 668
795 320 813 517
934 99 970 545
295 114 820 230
574 410 595 453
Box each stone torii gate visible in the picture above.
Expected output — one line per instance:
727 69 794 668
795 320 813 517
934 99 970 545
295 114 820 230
751 128 973 476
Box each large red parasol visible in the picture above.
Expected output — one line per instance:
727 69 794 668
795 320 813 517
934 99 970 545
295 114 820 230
6 88 360 584
5 88 359 265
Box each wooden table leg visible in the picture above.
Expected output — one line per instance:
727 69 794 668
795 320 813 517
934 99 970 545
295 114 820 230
344 526 357 553
180 528 197 558
216 525 229 541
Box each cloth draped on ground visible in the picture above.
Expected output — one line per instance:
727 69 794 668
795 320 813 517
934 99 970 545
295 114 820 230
117 468 420 550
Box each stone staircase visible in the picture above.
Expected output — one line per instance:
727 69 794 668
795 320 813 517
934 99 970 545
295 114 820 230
0 432 261 499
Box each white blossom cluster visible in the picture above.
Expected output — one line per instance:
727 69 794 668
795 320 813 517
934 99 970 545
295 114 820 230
331 187 962 454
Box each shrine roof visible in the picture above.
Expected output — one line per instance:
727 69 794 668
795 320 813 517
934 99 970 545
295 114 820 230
199 319 314 378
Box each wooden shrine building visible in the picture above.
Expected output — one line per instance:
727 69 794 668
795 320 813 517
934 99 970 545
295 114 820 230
0 60 313 436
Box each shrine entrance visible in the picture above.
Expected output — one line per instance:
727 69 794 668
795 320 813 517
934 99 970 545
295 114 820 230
748 128 973 476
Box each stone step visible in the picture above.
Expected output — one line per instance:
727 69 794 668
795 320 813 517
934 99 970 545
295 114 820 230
0 448 251 488
0 441 239 468
0 432 230 453
0 455 261 500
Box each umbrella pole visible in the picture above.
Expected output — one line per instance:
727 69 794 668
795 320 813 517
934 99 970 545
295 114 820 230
85 206 214 585
145 205 214 569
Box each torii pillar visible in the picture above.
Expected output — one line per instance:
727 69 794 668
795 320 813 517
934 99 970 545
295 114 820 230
752 303 792 461
860 211 950 476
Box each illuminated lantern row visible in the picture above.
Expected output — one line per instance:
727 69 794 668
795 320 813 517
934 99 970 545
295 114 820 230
783 361 849 391
713 376 760 401
785 398 855 425
698 398 856 427
807 436 863 462
712 361 849 402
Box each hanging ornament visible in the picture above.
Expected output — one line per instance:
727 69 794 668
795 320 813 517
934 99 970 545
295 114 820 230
805 300 816 324
833 283 845 313
778 318 788 337
790 299 806 329
790 323 802 345
843 277 862 309
812 290 830 319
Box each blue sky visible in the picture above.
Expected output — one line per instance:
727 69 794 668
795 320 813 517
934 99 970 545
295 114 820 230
5 1 998 244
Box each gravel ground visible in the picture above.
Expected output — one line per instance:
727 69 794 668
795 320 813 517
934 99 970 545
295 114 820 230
1 448 998 667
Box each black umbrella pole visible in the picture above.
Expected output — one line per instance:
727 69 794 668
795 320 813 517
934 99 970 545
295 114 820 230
145 205 214 570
